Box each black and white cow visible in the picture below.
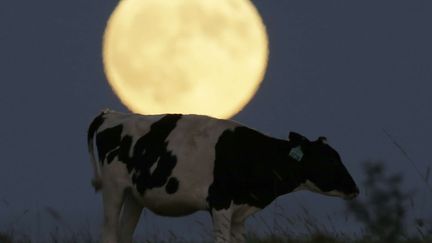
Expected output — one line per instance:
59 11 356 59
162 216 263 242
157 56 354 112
87 109 359 243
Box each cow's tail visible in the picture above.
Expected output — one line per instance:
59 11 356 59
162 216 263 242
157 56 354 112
87 109 108 192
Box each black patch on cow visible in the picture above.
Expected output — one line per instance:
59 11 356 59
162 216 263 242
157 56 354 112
208 127 307 210
96 114 183 195
165 177 179 194
95 125 123 164
88 111 106 144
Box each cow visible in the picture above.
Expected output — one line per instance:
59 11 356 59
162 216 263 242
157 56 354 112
87 109 359 243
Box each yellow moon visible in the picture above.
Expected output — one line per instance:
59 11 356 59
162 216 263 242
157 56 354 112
103 0 268 118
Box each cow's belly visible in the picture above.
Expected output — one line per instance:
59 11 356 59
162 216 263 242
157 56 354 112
145 200 202 217
134 186 209 217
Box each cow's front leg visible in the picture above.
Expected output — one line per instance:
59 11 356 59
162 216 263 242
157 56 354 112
230 206 260 243
211 208 232 243
230 221 245 243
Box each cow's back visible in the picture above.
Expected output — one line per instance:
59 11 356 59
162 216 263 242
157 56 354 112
99 111 167 135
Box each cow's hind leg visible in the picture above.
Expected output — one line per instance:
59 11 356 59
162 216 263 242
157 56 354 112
119 190 143 243
101 184 125 243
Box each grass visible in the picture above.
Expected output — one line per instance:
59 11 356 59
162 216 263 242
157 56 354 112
1 230 430 243
1 158 431 243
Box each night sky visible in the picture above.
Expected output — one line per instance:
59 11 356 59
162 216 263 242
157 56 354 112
1 0 431 240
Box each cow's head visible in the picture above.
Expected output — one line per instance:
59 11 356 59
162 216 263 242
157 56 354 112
288 132 359 200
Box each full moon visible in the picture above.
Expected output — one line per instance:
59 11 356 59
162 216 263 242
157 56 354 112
103 0 268 118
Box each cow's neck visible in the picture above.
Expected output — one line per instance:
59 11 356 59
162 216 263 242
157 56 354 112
270 140 307 197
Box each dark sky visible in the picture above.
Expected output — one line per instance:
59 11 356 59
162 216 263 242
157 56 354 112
1 0 431 240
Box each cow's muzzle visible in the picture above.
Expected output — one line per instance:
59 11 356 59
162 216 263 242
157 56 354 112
344 186 359 200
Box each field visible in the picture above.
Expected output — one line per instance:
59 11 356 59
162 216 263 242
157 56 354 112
2 160 431 243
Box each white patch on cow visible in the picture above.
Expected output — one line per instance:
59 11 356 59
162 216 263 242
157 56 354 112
295 180 321 192
149 157 160 174
295 180 346 198
324 190 347 198
289 146 304 161
104 148 119 163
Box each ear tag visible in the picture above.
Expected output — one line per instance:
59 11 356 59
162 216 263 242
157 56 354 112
289 146 304 162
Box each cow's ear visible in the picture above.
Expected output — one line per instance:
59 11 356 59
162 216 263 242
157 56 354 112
289 132 309 144
317 136 328 144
